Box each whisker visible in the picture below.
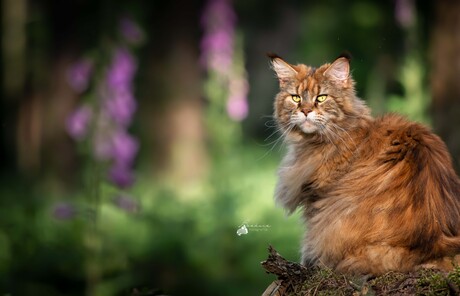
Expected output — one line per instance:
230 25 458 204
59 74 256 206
263 130 283 145
257 123 295 161
263 123 288 143
277 127 292 152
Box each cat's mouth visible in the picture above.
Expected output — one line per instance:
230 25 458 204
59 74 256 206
298 119 318 134
291 112 319 134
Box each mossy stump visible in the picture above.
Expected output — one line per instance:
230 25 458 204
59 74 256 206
261 246 460 295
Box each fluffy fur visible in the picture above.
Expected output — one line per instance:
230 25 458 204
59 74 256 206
269 54 460 275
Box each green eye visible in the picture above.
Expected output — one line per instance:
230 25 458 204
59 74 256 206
291 95 301 103
316 94 328 103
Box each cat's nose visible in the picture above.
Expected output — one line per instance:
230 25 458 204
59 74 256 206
301 107 312 116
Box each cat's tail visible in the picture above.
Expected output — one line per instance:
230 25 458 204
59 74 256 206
421 236 460 271
418 254 460 271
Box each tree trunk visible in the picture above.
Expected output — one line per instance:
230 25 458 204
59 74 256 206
140 0 208 184
430 0 460 172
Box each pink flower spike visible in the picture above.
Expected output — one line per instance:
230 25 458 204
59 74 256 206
227 96 248 122
106 47 137 89
111 131 139 166
104 90 137 126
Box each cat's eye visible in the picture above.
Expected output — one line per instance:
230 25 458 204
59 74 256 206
316 94 328 103
291 95 302 103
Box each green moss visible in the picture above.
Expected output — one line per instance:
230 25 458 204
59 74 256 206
295 267 356 295
447 265 460 289
282 267 460 295
416 269 449 295
368 271 410 294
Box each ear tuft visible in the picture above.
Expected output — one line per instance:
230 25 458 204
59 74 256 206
324 57 350 81
336 51 352 62
268 53 297 82
266 52 282 61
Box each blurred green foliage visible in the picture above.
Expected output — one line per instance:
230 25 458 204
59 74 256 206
0 146 302 295
387 54 430 125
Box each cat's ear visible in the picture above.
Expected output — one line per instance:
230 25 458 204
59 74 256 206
324 56 350 83
268 53 297 86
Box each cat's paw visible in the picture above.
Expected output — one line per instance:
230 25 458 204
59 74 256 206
300 257 316 268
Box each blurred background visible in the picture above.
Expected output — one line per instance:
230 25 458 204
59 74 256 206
1 0 460 295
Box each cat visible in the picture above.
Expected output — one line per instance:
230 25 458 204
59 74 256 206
268 53 460 275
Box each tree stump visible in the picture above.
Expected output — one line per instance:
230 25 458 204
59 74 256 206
261 245 460 295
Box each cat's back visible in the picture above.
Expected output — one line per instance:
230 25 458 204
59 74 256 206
317 113 460 274
350 113 460 228
366 113 453 168
335 113 460 229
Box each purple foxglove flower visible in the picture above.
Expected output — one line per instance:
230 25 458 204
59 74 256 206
67 59 93 93
201 0 236 30
106 48 137 89
113 194 139 213
108 164 135 188
119 17 145 45
66 105 92 140
226 96 248 121
111 130 139 166
201 31 233 54
200 0 236 73
201 31 234 74
53 202 76 220
104 89 137 126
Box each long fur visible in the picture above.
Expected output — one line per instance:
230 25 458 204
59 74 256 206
270 55 460 275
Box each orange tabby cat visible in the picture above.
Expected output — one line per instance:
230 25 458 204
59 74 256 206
269 53 460 275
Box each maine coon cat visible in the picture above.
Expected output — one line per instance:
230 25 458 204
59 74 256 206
269 53 460 275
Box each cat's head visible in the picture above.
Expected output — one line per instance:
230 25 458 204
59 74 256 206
269 54 370 140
